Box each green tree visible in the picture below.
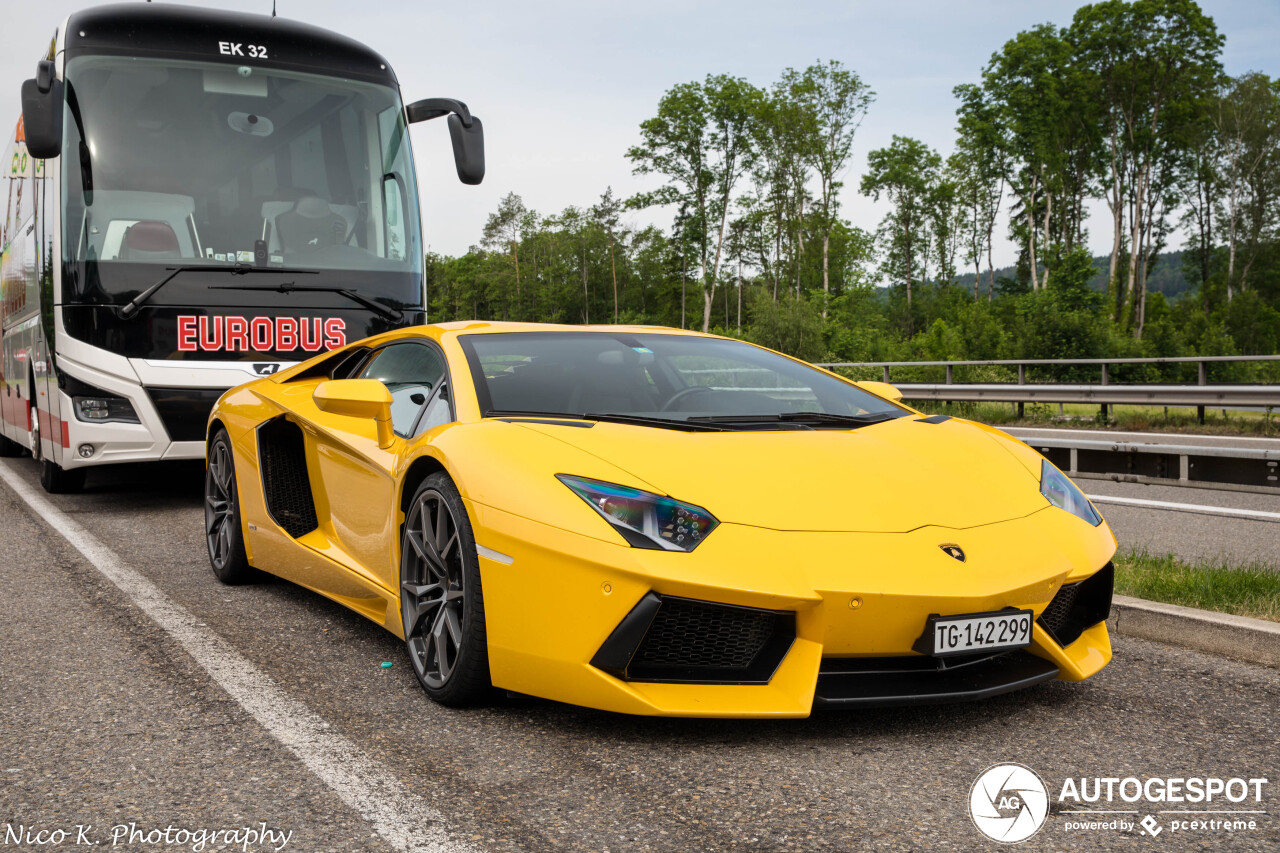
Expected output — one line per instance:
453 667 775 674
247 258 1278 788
1214 73 1280 298
780 60 874 316
1072 0 1224 336
952 83 1008 301
982 23 1101 292
861 135 941 325
592 186 625 321
629 75 763 332
745 289 826 361
481 192 535 317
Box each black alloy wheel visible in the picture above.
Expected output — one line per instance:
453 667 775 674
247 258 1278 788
400 471 491 705
205 429 253 583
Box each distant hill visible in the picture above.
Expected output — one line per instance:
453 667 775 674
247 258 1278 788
952 251 1194 300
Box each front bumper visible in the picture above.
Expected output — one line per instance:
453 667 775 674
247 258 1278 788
470 501 1116 717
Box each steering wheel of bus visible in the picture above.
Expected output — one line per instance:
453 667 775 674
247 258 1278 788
660 385 714 412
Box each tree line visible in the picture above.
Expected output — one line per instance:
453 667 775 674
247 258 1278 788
425 0 1280 378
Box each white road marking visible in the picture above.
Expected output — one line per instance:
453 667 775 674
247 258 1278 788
0 460 476 853
1087 492 1280 522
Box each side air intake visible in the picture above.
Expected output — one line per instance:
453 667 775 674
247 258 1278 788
1037 563 1114 648
591 593 795 684
257 417 318 538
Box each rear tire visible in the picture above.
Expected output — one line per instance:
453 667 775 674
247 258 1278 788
400 472 492 706
40 459 85 494
27 401 40 461
205 429 253 584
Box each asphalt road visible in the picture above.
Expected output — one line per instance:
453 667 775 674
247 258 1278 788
1002 427 1280 567
1 457 1277 853
1081 480 1280 567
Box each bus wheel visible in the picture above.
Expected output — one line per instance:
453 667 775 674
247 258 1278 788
40 459 85 494
28 402 41 461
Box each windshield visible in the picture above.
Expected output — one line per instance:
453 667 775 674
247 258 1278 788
459 332 908 426
60 55 422 291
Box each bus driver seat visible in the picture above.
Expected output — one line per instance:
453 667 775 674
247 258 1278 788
271 196 350 252
118 220 182 261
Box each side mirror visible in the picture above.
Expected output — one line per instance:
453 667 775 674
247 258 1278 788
21 60 63 159
405 97 485 185
313 379 395 448
855 380 904 402
446 113 485 185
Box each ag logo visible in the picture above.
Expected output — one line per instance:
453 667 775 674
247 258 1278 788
969 763 1049 843
940 543 966 562
252 363 281 376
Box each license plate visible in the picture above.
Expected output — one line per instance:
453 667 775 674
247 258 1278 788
929 610 1034 657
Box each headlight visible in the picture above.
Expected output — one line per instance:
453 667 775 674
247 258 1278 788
1040 460 1102 526
73 394 140 424
557 474 718 551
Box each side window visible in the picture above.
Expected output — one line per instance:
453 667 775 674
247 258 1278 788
357 343 445 436
416 385 453 434
383 177 406 261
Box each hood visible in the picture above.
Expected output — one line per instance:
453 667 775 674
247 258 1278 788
517 415 1048 533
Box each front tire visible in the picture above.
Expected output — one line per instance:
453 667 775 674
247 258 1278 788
205 429 253 583
400 472 491 706
28 401 40 461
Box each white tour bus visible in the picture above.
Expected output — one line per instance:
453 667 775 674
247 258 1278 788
0 3 483 491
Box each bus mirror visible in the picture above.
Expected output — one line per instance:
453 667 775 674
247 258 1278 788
405 97 485 185
21 60 63 160
447 113 484 185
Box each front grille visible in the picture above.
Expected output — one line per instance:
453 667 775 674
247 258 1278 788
1037 563 1115 648
257 417 318 538
1037 582 1081 637
591 593 796 684
148 387 224 442
632 597 776 669
814 650 1059 709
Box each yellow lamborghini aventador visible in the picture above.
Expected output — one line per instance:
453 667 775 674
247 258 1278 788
204 322 1116 717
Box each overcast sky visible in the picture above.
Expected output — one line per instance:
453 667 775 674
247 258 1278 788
3 0 1279 269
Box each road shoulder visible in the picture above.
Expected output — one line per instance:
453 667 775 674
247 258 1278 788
1109 594 1280 669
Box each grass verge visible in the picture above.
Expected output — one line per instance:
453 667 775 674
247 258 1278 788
1113 550 1280 622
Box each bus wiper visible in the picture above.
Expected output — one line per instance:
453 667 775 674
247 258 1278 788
210 282 404 324
690 411 901 427
118 264 318 319
485 410 732 432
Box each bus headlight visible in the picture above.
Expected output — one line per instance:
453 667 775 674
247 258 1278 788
73 394 140 424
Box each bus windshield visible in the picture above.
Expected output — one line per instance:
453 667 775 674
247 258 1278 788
60 55 422 293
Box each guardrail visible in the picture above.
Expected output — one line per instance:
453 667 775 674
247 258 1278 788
819 355 1280 422
1019 436 1280 496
